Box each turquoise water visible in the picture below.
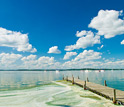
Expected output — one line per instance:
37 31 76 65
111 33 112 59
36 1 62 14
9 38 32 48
0 70 123 107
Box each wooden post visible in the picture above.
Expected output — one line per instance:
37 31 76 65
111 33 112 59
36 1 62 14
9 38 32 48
66 76 68 81
113 89 116 104
84 81 86 90
72 76 74 84
87 77 89 82
63 75 64 80
104 80 107 86
78 76 80 79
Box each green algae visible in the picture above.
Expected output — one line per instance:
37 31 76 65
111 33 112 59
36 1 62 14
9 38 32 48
46 89 81 106
56 80 76 86
0 95 17 97
0 82 59 91
80 95 101 100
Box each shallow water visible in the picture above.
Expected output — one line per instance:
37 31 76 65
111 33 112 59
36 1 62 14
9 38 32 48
0 70 124 91
0 81 121 107
0 70 123 107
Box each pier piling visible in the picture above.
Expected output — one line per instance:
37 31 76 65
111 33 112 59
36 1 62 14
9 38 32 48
63 75 64 80
87 77 89 82
84 81 86 90
104 80 107 86
78 76 80 79
66 76 68 81
66 76 124 105
113 89 116 104
72 76 74 84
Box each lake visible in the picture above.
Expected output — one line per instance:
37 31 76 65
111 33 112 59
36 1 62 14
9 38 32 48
0 70 123 107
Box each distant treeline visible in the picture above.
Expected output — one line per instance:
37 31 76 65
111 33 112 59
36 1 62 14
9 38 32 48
0 68 124 71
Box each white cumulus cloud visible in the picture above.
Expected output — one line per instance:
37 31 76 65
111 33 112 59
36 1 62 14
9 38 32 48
21 55 61 69
48 46 61 54
0 27 37 53
63 52 77 60
21 54 37 61
62 50 102 68
0 53 22 65
76 30 87 37
65 31 100 51
0 52 124 69
74 50 102 61
0 52 63 69
89 10 124 38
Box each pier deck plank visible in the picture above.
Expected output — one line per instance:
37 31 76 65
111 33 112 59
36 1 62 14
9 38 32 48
67 77 124 104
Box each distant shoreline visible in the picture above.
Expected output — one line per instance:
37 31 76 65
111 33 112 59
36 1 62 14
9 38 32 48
0 68 124 71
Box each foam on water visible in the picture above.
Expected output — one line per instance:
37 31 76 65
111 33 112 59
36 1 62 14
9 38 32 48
0 81 122 107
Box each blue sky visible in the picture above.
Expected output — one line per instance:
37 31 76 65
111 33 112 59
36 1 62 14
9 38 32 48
0 0 124 69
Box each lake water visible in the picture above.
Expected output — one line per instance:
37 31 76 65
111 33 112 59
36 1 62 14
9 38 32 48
0 70 123 107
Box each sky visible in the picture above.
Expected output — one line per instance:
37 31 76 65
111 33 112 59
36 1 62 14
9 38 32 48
0 0 124 69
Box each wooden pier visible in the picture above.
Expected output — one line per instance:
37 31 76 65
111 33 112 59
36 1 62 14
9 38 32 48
63 76 124 105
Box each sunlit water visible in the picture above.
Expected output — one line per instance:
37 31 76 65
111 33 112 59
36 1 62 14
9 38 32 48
0 70 123 107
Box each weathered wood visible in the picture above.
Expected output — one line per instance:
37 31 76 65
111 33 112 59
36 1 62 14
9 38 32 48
72 76 74 84
63 75 64 80
78 76 80 79
67 77 124 105
84 81 86 90
113 89 116 104
104 80 107 86
66 76 68 81
87 77 89 82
